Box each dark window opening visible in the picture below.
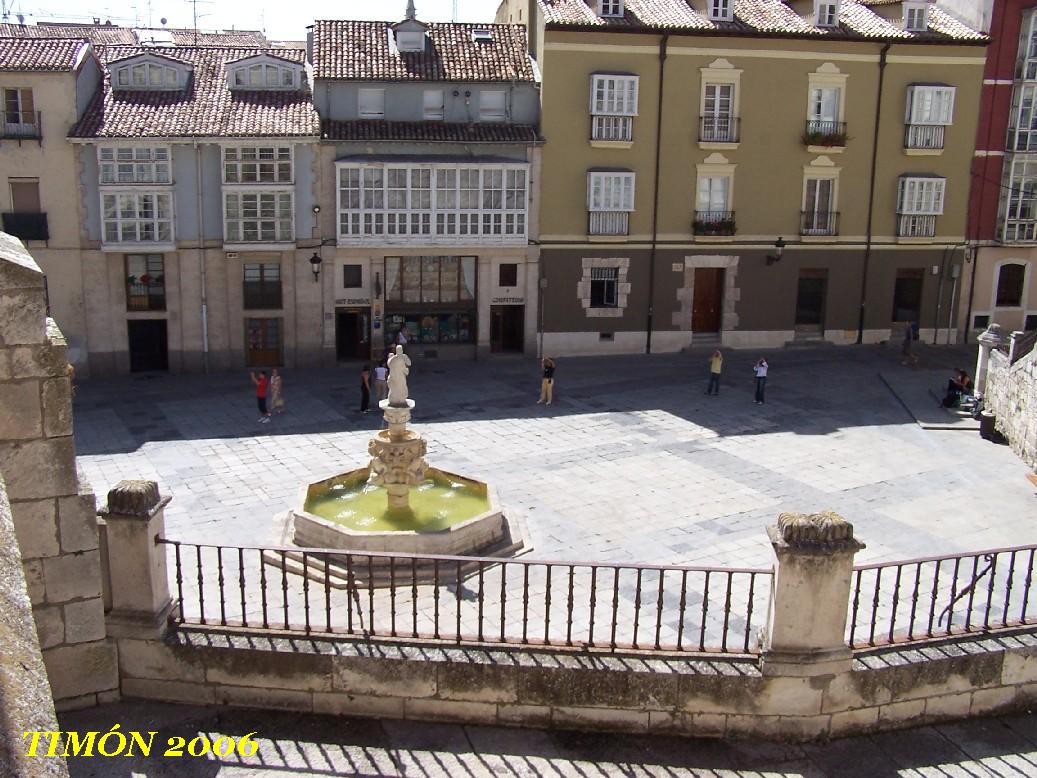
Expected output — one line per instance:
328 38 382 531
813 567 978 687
973 314 990 330
125 254 165 311
343 264 363 288
243 263 282 309
996 263 1026 307
498 263 518 287
590 267 619 308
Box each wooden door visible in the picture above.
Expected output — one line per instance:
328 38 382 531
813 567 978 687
246 318 282 367
692 268 724 333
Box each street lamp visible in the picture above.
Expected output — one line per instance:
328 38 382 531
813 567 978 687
309 252 323 282
765 236 786 266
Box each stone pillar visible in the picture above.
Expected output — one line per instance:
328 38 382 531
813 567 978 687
99 480 173 638
761 511 864 677
476 255 492 360
975 323 1003 399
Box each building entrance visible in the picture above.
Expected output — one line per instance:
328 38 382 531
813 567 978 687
892 269 924 324
795 270 828 336
490 305 524 353
692 268 724 332
127 319 168 372
336 309 370 361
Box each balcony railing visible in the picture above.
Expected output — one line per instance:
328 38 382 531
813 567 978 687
897 213 937 238
800 210 839 236
588 211 629 236
126 282 166 312
1004 220 1037 242
803 120 847 147
1 110 41 140
904 124 945 150
693 210 736 236
699 116 739 143
1 212 48 241
591 115 633 142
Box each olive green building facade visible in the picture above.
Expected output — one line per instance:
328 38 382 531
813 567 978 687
499 0 986 354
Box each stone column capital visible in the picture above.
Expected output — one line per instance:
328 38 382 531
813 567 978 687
766 511 865 557
100 480 170 520
977 323 1004 348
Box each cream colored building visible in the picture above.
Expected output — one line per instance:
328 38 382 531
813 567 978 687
500 0 986 354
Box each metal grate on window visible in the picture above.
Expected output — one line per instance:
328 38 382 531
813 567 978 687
590 267 619 281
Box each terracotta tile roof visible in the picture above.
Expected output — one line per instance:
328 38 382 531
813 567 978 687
311 20 537 82
69 46 320 139
322 119 540 143
0 37 90 71
537 0 986 42
0 23 267 47
168 29 269 47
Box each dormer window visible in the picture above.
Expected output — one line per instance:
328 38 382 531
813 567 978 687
708 0 733 22
815 0 839 27
226 55 302 90
114 62 180 89
471 29 493 44
904 1 929 32
599 0 623 18
396 31 425 52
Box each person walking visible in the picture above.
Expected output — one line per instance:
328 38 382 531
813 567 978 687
359 364 371 414
706 350 723 396
753 358 768 405
901 321 919 366
373 361 388 404
250 371 271 423
269 369 285 415
537 357 556 405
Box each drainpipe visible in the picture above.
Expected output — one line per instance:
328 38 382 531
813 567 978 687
933 244 950 345
856 42 891 345
195 141 209 372
645 33 668 354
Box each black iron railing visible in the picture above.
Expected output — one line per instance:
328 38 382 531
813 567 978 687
800 210 839 236
158 540 772 654
126 282 166 312
699 116 739 144
803 120 847 147
1 212 48 241
848 544 1037 649
693 210 736 236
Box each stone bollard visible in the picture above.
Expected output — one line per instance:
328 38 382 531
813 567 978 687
974 323 1003 399
761 511 864 677
98 480 173 638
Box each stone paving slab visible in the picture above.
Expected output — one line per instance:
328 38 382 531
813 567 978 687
58 700 1037 777
879 369 981 431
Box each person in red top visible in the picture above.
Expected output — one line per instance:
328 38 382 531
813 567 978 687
250 371 271 423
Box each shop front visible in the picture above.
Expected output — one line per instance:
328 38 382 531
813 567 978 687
383 256 478 359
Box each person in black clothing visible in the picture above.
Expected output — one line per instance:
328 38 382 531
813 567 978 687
359 364 371 413
537 357 556 405
942 368 973 408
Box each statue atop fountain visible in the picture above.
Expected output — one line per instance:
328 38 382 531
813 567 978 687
368 343 427 510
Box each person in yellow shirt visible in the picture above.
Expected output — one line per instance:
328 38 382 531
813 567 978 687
706 350 723 396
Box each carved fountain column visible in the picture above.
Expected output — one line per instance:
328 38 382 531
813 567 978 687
368 399 428 510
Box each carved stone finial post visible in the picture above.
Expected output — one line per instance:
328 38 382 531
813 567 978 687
975 323 1003 399
761 511 865 677
98 480 173 638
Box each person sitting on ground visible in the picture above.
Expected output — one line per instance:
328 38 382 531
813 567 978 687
942 368 973 408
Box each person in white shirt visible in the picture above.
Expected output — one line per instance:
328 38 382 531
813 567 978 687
753 358 768 405
373 361 388 403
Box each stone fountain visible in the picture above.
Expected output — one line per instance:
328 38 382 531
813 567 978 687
285 346 525 565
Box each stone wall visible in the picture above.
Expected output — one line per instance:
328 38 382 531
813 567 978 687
0 473 68 777
113 627 1037 741
0 233 117 709
985 347 1037 469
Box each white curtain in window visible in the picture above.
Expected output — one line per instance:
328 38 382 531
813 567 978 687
809 87 840 122
696 176 729 212
461 257 477 299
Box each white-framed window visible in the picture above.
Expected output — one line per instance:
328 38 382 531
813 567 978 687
1012 84 1037 152
1005 159 1037 242
479 90 506 122
897 176 945 237
223 146 293 184
696 175 730 214
102 192 173 244
337 163 528 241
1021 11 1037 80
114 62 179 89
815 1 839 27
590 267 619 307
809 87 841 124
904 1 928 32
230 62 297 89
702 83 735 142
2 88 36 135
224 190 294 242
599 0 623 18
396 30 425 52
423 89 445 120
98 147 171 184
590 74 638 141
587 172 635 212
803 177 836 235
358 89 385 119
708 0 732 22
905 85 955 125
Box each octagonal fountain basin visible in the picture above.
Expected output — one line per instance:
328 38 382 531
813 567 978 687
292 467 505 556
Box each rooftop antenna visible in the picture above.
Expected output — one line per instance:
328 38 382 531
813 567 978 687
406 0 416 20
453 0 458 21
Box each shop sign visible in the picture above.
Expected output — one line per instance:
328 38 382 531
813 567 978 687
491 296 524 304
335 298 371 306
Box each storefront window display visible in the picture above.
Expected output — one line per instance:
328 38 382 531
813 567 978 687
385 256 476 345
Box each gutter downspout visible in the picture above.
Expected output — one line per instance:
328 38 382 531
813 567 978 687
195 141 209 372
933 244 950 345
856 42 890 345
645 33 668 354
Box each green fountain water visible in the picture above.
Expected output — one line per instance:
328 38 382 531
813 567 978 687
304 470 490 532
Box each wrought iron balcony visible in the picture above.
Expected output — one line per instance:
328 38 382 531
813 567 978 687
897 213 937 238
1 212 48 241
693 210 736 236
699 116 739 143
591 115 633 142
1 110 41 140
126 281 166 312
803 120 847 147
800 210 839 236
904 124 945 150
588 211 629 236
